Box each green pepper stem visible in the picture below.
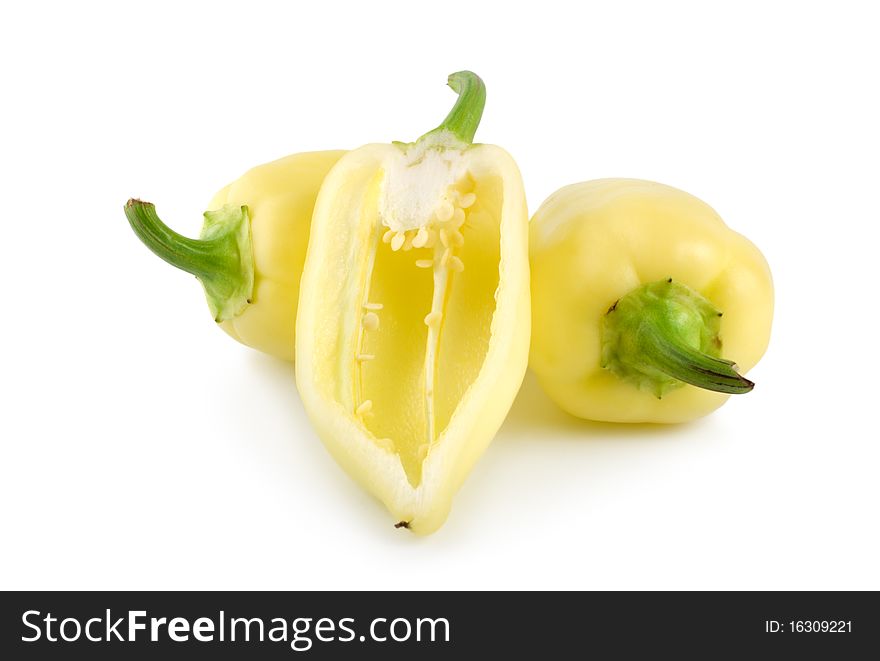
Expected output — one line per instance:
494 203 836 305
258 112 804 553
416 70 486 147
125 199 220 279
124 199 254 322
601 278 754 397
636 319 754 395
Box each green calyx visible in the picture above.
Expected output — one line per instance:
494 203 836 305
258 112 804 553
398 70 487 150
601 278 754 398
124 199 254 322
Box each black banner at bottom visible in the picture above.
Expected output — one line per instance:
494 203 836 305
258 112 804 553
1 591 875 658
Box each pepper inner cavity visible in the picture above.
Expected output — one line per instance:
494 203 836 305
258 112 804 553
354 172 498 486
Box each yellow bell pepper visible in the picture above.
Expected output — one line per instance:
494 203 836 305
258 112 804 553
529 179 773 423
295 72 530 533
125 150 345 360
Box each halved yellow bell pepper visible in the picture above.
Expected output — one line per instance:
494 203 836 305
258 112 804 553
529 179 773 423
295 72 530 533
125 150 345 360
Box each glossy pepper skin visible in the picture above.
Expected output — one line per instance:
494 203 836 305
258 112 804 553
296 72 529 533
125 150 345 360
529 179 773 423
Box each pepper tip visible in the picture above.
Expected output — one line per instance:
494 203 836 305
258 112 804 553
126 197 152 210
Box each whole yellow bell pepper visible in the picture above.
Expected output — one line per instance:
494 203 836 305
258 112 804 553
529 179 773 423
125 150 345 360
296 71 530 533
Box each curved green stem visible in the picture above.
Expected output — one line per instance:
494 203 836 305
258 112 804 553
415 70 486 147
124 199 254 322
635 317 754 395
601 278 754 397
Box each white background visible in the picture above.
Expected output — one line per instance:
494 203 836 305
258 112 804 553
2 0 878 590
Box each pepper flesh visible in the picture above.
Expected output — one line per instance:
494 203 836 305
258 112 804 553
295 72 530 533
125 150 345 360
529 179 773 423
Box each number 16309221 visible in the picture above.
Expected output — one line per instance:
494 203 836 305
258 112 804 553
765 621 852 633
